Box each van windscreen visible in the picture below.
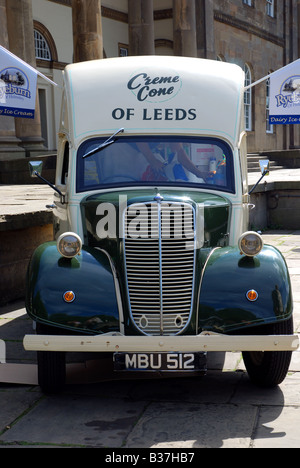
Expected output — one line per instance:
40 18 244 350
76 135 235 193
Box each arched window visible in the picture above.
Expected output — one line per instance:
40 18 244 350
244 64 252 131
33 21 58 65
34 29 51 61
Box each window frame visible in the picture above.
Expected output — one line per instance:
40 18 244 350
266 78 274 134
118 43 129 57
33 21 58 66
34 29 52 61
244 64 252 132
266 0 275 17
76 135 236 195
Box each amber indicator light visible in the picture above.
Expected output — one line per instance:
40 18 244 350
246 289 258 302
63 291 75 303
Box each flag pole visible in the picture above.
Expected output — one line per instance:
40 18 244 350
244 74 271 90
244 58 300 90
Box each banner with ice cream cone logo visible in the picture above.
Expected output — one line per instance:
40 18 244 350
0 46 57 119
269 59 300 125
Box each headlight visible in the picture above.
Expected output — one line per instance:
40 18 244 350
238 231 264 257
57 232 82 258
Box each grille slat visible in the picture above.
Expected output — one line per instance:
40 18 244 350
124 201 195 336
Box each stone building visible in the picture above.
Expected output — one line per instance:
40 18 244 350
0 0 299 158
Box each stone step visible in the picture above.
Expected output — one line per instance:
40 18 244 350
247 154 285 173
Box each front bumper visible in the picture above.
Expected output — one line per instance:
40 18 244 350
23 331 299 353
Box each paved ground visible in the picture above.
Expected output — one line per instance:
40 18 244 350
0 185 53 218
248 166 300 187
0 184 53 231
0 230 300 449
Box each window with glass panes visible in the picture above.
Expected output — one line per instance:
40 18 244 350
34 30 51 61
244 65 252 131
266 78 273 133
266 0 274 17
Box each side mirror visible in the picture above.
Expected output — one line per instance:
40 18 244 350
259 159 270 176
248 159 270 196
29 160 43 177
28 161 65 204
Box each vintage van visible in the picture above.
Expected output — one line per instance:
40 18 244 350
24 56 298 393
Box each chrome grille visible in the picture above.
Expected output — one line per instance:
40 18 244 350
124 201 195 335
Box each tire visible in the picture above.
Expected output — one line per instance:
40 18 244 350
36 323 66 394
242 317 293 388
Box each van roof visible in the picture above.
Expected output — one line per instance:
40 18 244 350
63 56 245 148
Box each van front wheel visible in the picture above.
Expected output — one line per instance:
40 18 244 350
242 318 293 387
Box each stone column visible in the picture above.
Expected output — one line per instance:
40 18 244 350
195 0 206 58
173 0 197 57
0 0 23 159
6 0 44 153
195 0 215 60
128 0 155 55
72 0 103 62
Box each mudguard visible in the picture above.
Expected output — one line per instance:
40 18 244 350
198 245 293 334
25 242 120 334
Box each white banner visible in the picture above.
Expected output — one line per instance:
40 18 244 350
269 58 300 125
0 46 37 119
0 46 57 120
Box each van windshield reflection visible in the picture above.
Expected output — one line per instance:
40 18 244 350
76 136 234 193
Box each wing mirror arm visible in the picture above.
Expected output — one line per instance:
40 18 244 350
248 159 270 196
28 161 66 204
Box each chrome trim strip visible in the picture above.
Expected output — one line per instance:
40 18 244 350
94 247 125 334
196 247 221 331
157 201 163 335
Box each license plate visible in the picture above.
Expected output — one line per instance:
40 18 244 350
113 352 206 372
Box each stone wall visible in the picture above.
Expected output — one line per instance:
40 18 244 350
0 223 53 305
0 154 56 184
212 2 286 154
250 187 300 231
260 150 300 169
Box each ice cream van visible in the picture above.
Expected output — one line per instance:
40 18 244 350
24 56 298 393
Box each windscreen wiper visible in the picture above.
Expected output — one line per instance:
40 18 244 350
82 128 124 159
